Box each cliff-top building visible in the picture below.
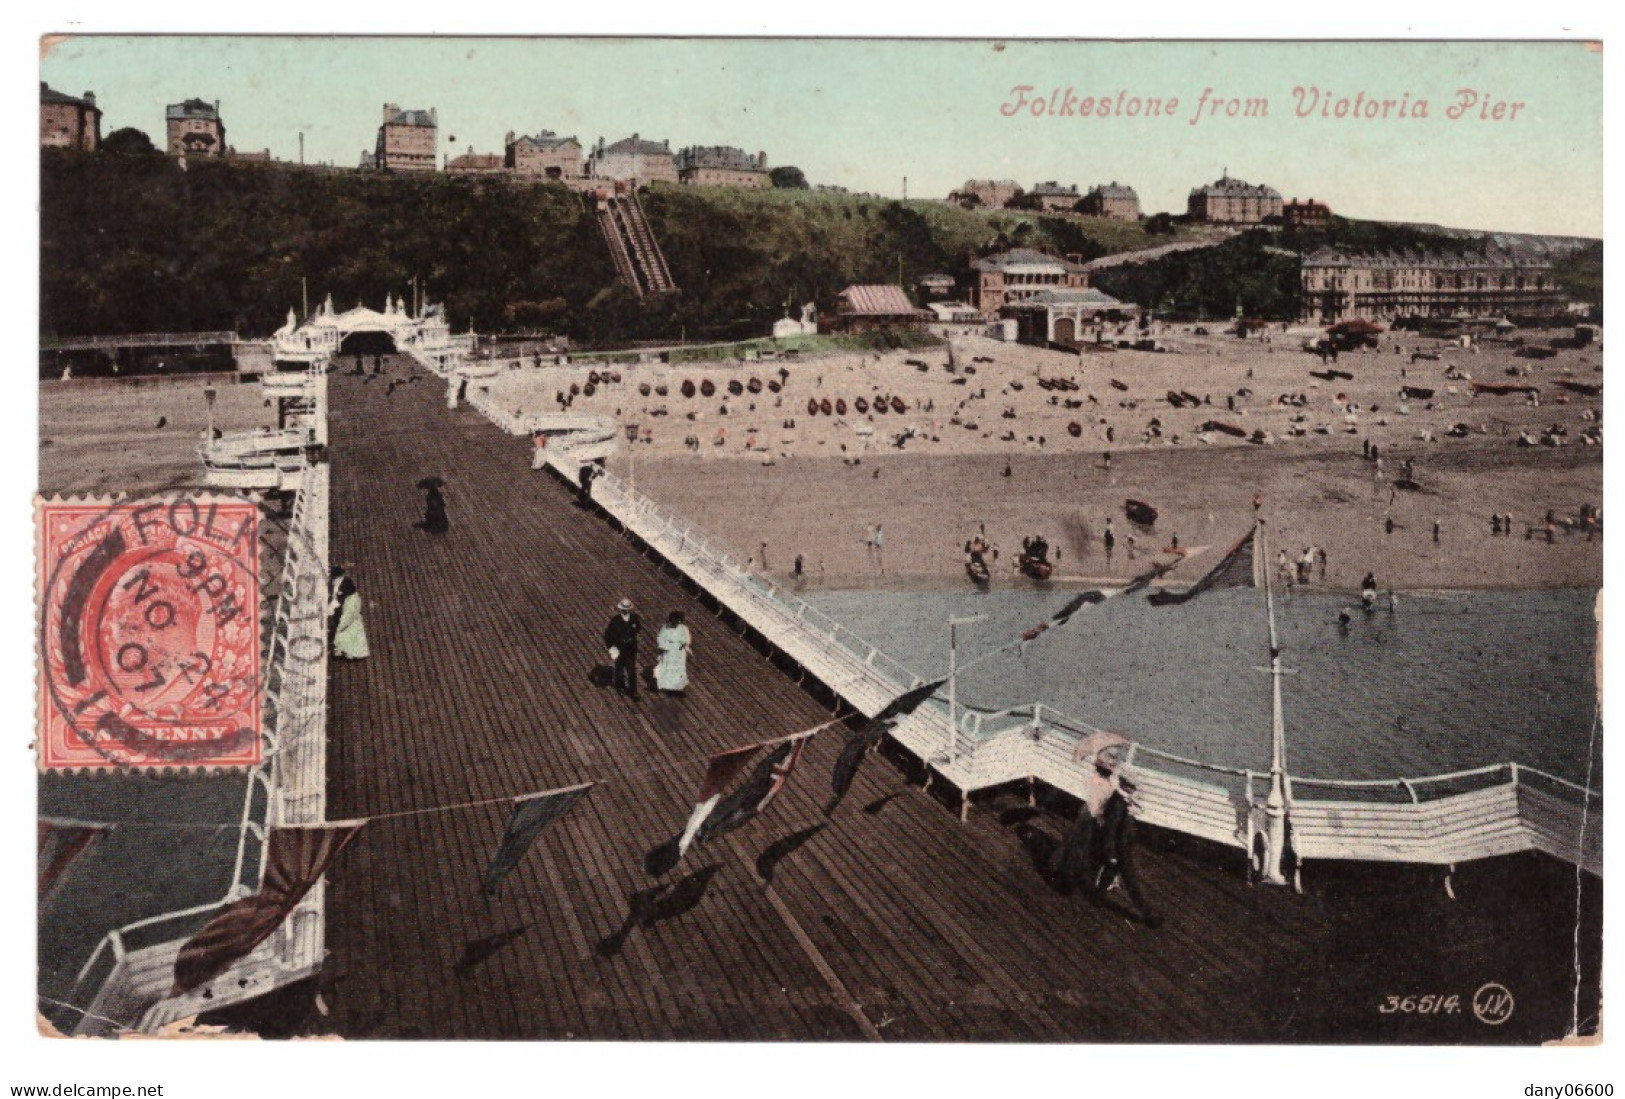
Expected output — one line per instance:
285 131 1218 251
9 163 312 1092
446 146 505 175
1283 198 1333 230
506 131 583 180
1027 181 1081 212
166 98 226 158
969 248 1090 317
1080 182 1141 221
375 104 438 172
1299 245 1566 325
676 145 769 188
1187 173 1283 225
40 83 101 151
948 179 1023 209
587 134 678 186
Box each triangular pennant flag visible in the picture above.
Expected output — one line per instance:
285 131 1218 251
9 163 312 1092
673 744 761 862
828 678 948 813
699 732 815 843
172 821 366 996
482 784 592 896
38 817 112 901
873 677 948 725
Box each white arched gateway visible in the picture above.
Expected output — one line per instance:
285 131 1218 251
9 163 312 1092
273 293 474 372
204 294 479 490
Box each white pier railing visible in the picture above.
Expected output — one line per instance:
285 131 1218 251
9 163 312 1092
69 464 333 1035
456 365 1603 885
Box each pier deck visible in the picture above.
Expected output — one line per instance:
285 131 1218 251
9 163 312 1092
300 361 1598 1042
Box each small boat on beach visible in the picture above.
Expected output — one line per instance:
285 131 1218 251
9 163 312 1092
1125 499 1158 527
807 398 820 415
748 377 763 394
1067 421 1082 437
855 397 869 414
835 398 847 416
639 383 651 397
728 379 744 397
681 379 696 398
890 396 907 414
1018 554 1053 581
966 557 991 586
655 384 668 397
700 379 716 397
873 396 889 415
767 380 782 393
820 398 833 416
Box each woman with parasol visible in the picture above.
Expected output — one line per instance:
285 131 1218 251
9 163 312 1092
1050 732 1161 928
417 477 450 534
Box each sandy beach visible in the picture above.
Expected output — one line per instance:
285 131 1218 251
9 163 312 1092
479 329 1603 592
40 373 275 495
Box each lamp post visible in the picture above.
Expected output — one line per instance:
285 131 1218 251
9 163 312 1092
945 613 987 767
1257 517 1292 886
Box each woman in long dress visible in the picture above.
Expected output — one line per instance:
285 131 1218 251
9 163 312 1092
654 610 691 695
421 483 449 534
328 566 370 660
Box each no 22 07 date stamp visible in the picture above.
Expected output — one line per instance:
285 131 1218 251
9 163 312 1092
37 496 261 770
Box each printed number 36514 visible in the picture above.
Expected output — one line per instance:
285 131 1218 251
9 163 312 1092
1378 994 1461 1015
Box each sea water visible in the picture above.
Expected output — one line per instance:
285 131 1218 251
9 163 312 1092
803 586 1601 787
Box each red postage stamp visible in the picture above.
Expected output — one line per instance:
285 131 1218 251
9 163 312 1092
37 496 262 771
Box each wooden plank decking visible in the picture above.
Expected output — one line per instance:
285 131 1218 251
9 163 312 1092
296 359 1600 1043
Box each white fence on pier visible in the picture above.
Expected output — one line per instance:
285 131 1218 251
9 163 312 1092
69 465 333 1035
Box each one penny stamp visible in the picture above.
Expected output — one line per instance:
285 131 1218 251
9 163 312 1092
37 495 262 771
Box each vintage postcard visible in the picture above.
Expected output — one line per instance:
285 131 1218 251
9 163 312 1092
31 32 1604 1074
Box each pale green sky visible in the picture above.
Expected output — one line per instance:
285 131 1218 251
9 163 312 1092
40 37 1602 236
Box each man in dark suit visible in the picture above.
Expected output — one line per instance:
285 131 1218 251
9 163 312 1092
604 598 642 699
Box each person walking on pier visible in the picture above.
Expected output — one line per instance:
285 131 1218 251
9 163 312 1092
327 566 370 661
655 610 691 696
604 598 643 700
418 478 450 535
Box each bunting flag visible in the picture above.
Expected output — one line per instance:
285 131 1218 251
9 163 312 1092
481 783 594 896
647 743 763 876
38 817 112 902
698 732 815 844
828 677 948 810
172 820 366 996
1018 589 1108 654
675 744 762 860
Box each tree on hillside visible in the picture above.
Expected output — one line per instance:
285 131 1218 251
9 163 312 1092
102 127 159 156
770 166 809 189
1144 212 1178 236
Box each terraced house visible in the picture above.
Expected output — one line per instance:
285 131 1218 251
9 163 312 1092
676 145 770 188
166 98 225 158
587 134 678 186
39 83 100 151
506 130 583 180
1079 182 1141 221
1298 245 1567 324
374 104 438 172
1187 173 1283 224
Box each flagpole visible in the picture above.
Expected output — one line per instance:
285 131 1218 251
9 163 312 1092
1258 517 1291 887
945 614 986 767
